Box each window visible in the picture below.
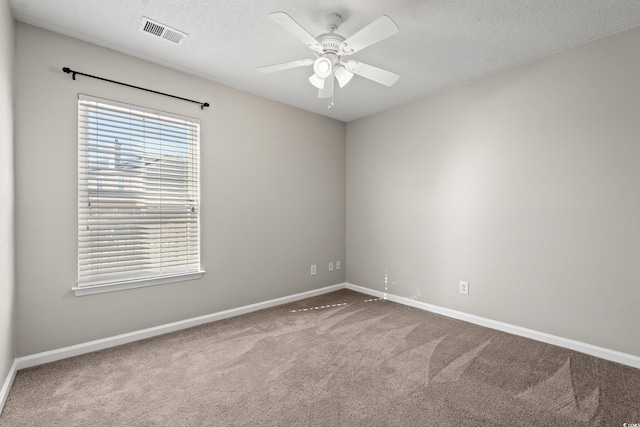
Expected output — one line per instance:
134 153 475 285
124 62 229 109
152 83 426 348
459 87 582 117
75 95 202 296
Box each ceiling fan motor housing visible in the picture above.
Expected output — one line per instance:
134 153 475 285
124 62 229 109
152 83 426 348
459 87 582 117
314 33 346 80
317 33 346 55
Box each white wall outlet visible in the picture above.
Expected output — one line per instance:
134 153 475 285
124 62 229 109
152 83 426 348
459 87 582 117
329 262 334 271
310 264 317 276
336 261 341 270
459 281 469 295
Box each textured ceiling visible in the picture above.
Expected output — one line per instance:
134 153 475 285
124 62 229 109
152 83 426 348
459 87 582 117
9 0 640 122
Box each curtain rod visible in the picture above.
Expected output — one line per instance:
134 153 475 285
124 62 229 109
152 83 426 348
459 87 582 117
62 67 210 110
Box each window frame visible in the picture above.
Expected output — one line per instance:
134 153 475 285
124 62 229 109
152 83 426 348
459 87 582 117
73 94 204 296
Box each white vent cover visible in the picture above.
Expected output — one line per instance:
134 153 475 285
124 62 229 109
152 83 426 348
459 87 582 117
138 17 187 45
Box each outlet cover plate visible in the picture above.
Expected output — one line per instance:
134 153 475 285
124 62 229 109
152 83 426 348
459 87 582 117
459 281 469 295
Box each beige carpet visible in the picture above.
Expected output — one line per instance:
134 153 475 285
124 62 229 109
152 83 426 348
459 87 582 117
1 289 639 426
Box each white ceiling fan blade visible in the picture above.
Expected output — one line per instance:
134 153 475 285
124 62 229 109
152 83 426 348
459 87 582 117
318 72 334 98
257 59 314 73
346 61 399 87
334 66 354 88
340 16 398 55
269 12 323 52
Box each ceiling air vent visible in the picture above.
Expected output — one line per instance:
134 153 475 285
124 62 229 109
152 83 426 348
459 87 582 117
138 17 187 45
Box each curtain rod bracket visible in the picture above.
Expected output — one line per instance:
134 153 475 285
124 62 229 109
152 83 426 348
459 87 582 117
62 66 209 109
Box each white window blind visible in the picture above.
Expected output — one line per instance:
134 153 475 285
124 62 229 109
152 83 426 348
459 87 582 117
77 94 201 292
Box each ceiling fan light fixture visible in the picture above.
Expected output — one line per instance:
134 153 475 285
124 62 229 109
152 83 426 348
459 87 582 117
335 66 354 88
309 73 325 89
313 57 333 79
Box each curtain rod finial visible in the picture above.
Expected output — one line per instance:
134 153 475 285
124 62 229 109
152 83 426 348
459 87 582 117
63 67 77 80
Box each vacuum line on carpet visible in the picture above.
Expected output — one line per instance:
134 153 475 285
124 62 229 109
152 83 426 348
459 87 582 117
290 303 348 313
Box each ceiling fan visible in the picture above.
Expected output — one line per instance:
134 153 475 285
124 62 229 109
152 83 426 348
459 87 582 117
257 12 400 108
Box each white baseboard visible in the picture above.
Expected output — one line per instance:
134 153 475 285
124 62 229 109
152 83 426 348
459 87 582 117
15 283 347 371
345 283 640 369
7 280 638 411
0 359 18 416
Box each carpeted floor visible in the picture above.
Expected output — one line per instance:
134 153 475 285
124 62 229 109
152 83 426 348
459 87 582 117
1 289 639 426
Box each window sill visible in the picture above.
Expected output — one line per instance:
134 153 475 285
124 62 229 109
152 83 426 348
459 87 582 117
72 271 205 297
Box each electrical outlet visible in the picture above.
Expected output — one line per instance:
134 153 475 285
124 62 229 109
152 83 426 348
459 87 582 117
459 281 469 295
336 261 341 270
329 262 334 271
310 265 317 276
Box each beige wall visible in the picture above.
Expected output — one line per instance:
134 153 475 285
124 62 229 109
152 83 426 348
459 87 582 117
12 12 640 360
0 0 15 385
346 25 640 356
14 23 346 356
